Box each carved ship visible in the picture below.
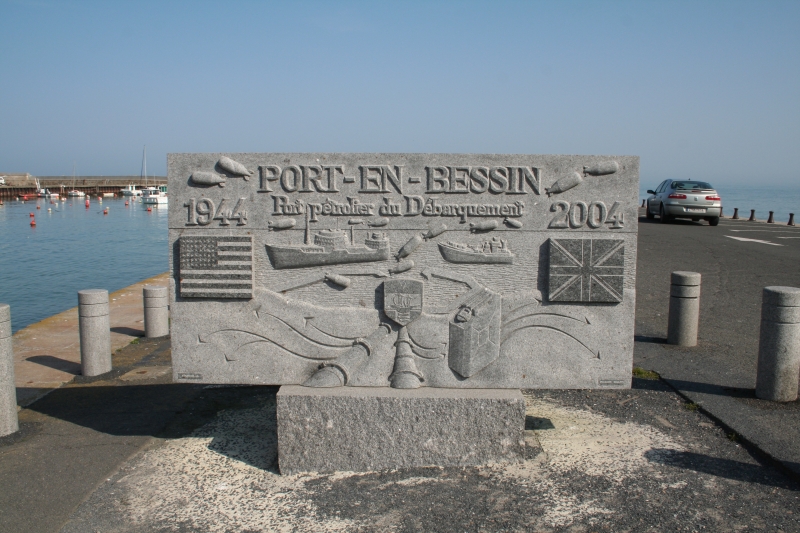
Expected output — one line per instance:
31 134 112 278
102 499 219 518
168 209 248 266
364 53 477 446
438 238 514 264
266 228 389 269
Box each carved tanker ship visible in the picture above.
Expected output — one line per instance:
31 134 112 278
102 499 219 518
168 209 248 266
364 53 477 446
438 237 514 264
266 215 389 269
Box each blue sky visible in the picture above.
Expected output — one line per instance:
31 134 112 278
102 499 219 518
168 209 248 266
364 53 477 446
1 0 798 186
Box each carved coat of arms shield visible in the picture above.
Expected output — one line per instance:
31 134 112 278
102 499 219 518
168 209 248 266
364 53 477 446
383 279 423 326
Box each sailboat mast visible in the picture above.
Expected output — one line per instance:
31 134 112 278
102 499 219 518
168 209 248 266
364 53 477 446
142 145 147 187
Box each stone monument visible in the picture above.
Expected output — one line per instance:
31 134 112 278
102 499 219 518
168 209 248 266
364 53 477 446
168 153 639 473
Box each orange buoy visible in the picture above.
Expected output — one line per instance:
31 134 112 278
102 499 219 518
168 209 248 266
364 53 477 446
146 207 152 212
30 219 36 226
29 212 35 217
36 205 41 209
125 201 129 206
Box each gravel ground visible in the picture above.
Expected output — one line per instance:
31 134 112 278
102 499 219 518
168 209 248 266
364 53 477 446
60 377 800 533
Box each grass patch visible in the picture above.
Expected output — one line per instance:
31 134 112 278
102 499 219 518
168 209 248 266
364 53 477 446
684 402 699 411
632 367 659 380
130 338 140 345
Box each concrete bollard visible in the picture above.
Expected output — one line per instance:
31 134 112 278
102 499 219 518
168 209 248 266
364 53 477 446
720 207 724 217
0 304 18 437
767 211 775 223
789 213 795 226
732 207 739 219
143 286 169 338
749 209 756 221
755 287 800 402
668 271 701 347
78 289 112 377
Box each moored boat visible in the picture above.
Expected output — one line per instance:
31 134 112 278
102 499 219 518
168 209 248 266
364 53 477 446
120 184 141 196
141 185 168 204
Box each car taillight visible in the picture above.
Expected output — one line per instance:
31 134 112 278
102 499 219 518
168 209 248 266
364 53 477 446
706 196 721 201
668 193 687 199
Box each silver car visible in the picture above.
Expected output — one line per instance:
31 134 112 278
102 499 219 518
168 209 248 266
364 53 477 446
645 180 722 226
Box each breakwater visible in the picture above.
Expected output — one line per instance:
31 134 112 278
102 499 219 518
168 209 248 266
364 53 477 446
0 176 167 199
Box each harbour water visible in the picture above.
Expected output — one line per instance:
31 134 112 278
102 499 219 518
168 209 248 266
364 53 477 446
0 196 167 333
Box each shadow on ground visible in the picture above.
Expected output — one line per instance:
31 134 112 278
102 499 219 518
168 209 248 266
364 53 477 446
25 355 81 374
645 448 798 489
111 326 144 336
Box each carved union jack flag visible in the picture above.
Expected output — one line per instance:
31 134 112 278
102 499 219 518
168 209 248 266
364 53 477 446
548 238 624 303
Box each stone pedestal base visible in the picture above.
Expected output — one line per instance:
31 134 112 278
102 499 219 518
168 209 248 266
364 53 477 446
277 386 526 475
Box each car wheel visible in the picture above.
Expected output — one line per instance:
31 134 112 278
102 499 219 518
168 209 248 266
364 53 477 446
708 217 719 226
659 204 671 223
645 202 654 219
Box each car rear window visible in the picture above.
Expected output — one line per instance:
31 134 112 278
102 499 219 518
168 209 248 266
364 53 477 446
671 181 713 190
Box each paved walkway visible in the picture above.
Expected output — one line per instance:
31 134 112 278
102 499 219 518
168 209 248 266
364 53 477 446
12 272 169 405
634 211 800 478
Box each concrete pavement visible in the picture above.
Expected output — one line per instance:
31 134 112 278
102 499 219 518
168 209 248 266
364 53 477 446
634 210 800 477
11 272 169 405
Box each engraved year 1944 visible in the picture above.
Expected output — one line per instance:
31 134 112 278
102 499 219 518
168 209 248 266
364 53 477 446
184 197 248 226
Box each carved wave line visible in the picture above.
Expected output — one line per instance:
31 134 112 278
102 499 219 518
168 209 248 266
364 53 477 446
502 312 587 329
260 311 354 348
501 324 599 358
504 302 540 318
200 328 349 361
310 323 364 342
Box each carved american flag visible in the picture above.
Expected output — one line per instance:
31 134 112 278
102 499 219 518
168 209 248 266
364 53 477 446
179 236 253 298
548 238 624 303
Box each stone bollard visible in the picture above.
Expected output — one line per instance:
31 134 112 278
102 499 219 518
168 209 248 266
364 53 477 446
767 211 775 223
789 213 795 226
732 207 739 219
668 272 701 347
0 304 18 437
78 289 112 377
143 286 169 338
755 287 800 402
748 209 756 221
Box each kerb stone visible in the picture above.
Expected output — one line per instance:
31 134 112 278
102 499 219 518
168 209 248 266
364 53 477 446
277 385 526 474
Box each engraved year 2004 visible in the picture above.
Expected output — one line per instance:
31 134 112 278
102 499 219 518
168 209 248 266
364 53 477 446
548 200 623 229
184 198 247 226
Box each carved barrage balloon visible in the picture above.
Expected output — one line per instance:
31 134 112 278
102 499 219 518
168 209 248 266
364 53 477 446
469 220 499 232
583 160 619 176
217 156 254 180
396 233 424 259
546 172 583 196
190 171 226 187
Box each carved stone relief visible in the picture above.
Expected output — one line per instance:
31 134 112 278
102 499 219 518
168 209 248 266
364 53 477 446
169 153 638 390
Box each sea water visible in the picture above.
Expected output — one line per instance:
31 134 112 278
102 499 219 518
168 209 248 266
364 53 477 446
640 183 800 222
0 196 167 333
